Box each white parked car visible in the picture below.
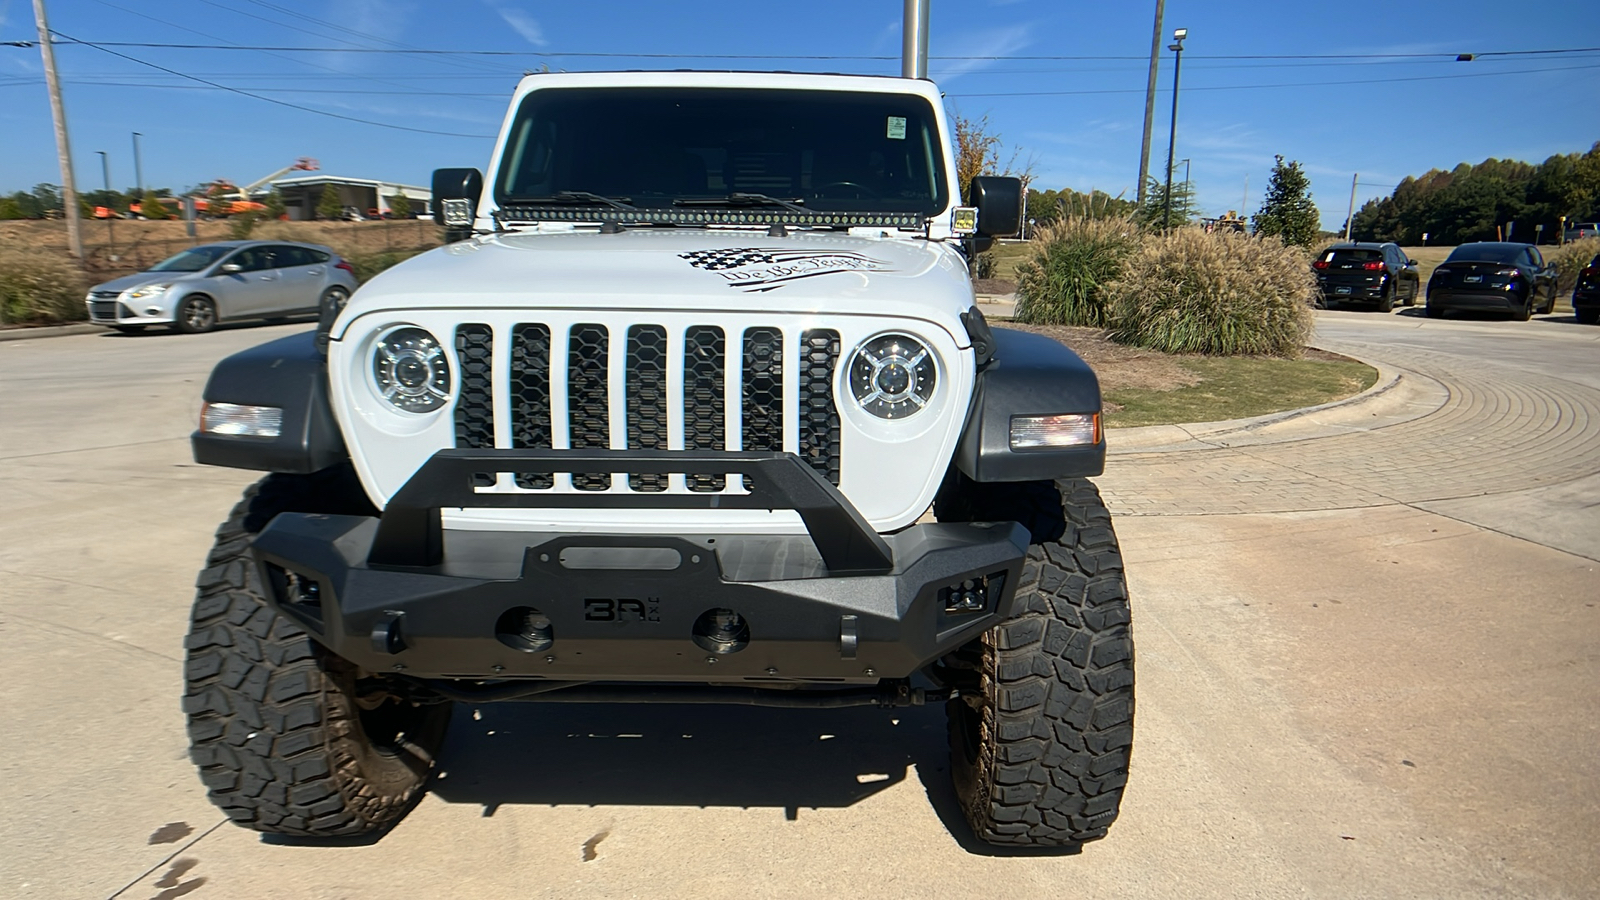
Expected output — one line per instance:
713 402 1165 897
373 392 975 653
85 240 359 334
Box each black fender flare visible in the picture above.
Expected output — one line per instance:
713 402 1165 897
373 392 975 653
190 330 348 474
953 324 1105 482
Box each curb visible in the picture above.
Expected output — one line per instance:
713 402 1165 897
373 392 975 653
1106 348 1419 454
0 323 104 342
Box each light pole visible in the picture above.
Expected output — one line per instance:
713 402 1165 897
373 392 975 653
132 131 144 198
1163 28 1187 230
95 149 115 253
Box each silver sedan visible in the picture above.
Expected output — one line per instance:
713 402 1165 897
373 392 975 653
85 240 360 334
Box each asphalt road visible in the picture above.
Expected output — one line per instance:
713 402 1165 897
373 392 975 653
1 312 1596 899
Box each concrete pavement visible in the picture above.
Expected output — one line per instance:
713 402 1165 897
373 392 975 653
1 312 1596 899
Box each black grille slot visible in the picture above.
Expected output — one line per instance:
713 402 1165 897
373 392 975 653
798 329 842 485
568 324 611 491
510 324 553 489
683 326 727 492
626 325 668 492
453 325 495 459
742 327 784 452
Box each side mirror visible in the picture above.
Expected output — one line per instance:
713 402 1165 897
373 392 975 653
432 167 484 241
969 176 1023 237
219 262 242 274
1406 259 1418 267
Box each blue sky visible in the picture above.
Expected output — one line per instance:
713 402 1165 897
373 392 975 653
2 0 1597 226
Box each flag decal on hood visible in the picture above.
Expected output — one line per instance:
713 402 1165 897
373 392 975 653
679 248 894 292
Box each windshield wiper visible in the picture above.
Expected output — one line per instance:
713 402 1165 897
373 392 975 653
674 193 809 214
517 191 636 210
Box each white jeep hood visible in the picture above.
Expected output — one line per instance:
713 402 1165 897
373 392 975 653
333 229 977 344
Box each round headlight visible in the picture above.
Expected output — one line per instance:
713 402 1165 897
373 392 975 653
371 327 451 413
849 333 936 419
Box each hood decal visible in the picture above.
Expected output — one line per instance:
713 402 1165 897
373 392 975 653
678 247 895 292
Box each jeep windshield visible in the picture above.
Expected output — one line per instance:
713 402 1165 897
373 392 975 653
494 87 949 225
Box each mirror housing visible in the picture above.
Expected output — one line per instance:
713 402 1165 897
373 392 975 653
219 262 242 274
969 176 1023 237
432 167 484 241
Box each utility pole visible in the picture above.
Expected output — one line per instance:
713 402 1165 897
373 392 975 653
1136 0 1166 205
33 0 84 260
96 149 115 254
1344 173 1358 240
1163 28 1187 230
132 132 145 197
1242 174 1248 215
901 0 929 79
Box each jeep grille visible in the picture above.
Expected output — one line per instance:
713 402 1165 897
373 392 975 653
452 322 842 488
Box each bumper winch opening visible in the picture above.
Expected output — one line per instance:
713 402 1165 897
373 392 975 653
496 606 555 653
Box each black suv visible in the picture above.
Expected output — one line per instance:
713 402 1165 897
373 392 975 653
1573 253 1600 325
1426 242 1559 321
1313 242 1419 311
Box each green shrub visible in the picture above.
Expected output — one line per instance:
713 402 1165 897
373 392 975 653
228 210 261 239
970 250 998 281
1012 217 1142 326
346 249 422 282
1106 229 1315 357
1548 237 1600 294
0 249 88 325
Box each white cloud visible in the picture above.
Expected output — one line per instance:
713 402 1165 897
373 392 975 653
929 23 1033 85
493 5 547 47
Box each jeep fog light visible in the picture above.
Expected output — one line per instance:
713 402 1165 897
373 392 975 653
849 333 936 419
1010 412 1101 449
371 326 451 413
201 402 283 437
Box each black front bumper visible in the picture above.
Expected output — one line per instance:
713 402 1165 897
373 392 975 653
250 450 1030 684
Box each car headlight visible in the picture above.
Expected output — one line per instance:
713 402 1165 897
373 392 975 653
127 283 171 299
371 326 451 413
848 333 936 419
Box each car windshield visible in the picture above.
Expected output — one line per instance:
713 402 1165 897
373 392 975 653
1444 244 1524 265
496 87 949 216
147 246 235 272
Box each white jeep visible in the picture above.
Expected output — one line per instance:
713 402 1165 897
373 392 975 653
183 71 1133 848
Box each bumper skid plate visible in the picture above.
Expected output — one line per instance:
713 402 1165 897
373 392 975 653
251 450 1030 683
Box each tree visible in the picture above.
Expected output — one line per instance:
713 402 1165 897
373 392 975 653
1136 176 1198 230
0 197 24 220
140 189 172 220
1253 155 1319 247
954 115 1003 205
31 183 62 214
262 189 286 221
385 191 412 218
317 184 344 221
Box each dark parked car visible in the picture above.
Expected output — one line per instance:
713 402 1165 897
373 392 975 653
1425 242 1558 321
1572 253 1600 325
1312 242 1419 311
85 240 359 334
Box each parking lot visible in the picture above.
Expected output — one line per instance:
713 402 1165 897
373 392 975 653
2 311 1596 899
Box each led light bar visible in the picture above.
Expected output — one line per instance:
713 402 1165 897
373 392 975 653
201 402 284 438
497 204 924 229
1009 412 1101 450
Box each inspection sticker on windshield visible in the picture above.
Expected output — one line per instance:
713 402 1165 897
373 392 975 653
886 116 907 140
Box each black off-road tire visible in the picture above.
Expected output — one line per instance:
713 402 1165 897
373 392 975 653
1576 307 1599 325
1425 303 1445 319
936 476 1134 847
183 470 452 837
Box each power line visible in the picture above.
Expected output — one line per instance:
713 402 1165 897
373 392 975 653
951 62 1600 97
12 40 1598 60
49 30 495 138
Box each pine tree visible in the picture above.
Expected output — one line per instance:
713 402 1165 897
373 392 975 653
139 189 171 220
1136 176 1198 230
317 184 344 221
262 189 286 221
1252 155 1319 247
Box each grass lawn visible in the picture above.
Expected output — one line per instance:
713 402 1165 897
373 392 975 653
998 323 1378 428
1104 356 1379 427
